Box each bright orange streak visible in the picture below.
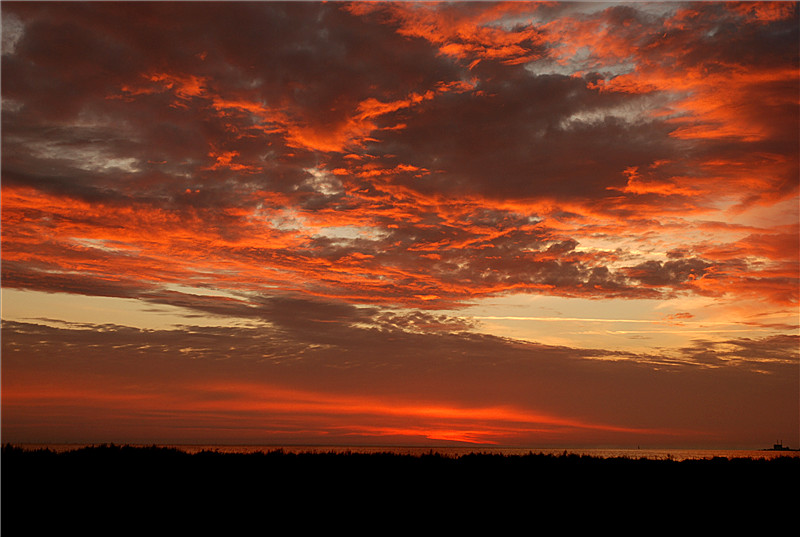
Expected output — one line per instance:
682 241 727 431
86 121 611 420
1 378 671 445
169 381 667 437
282 83 473 153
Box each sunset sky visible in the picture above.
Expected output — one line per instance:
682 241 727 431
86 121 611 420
2 1 798 449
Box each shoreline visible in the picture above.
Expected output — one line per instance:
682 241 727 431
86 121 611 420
4 442 800 462
6 441 800 453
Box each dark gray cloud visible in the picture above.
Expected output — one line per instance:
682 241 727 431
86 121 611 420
624 258 713 287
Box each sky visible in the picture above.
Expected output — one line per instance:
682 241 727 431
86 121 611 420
1 1 798 449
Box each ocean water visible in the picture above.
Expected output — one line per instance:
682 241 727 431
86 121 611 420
14 443 800 461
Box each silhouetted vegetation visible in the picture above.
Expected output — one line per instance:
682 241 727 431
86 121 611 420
3 444 798 532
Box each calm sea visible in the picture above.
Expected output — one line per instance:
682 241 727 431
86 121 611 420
13 444 800 461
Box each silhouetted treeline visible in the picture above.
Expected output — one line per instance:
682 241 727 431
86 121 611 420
3 444 798 533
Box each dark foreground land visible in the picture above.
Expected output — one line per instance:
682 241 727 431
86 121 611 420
3 444 799 532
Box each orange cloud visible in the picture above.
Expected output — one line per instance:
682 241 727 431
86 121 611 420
345 1 547 66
